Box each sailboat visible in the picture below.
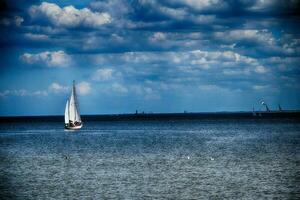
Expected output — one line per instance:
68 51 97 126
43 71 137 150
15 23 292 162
64 81 82 130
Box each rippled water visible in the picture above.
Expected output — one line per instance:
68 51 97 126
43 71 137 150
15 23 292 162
0 119 299 199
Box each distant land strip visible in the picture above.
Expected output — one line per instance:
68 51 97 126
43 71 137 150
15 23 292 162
0 111 300 123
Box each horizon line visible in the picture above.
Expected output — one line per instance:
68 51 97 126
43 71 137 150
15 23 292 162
1 110 300 118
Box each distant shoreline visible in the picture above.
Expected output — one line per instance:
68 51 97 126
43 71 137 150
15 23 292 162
1 111 300 122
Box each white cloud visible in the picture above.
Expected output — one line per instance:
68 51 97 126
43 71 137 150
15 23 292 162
223 68 250 76
0 89 48 97
92 68 121 81
159 6 187 20
150 32 166 42
77 81 91 95
130 85 160 100
143 87 160 100
25 33 49 41
32 90 48 96
20 50 71 67
254 65 268 74
94 49 266 80
118 49 257 67
29 2 111 28
0 81 91 98
253 85 269 90
175 0 227 11
215 29 275 46
250 0 276 10
193 15 216 24
112 83 128 93
49 82 69 93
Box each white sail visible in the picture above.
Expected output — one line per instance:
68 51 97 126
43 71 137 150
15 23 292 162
64 100 69 124
68 81 81 122
75 107 81 122
69 87 76 122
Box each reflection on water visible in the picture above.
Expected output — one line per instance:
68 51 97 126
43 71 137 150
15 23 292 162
0 119 299 199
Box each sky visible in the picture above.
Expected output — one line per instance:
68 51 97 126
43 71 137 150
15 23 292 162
0 0 300 116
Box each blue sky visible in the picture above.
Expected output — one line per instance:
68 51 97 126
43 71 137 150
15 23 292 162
0 0 300 116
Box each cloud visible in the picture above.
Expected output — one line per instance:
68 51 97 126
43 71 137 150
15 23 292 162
77 81 91 95
253 85 269 90
111 83 128 94
113 49 259 71
89 48 276 93
223 69 250 76
49 82 69 93
24 33 49 41
0 81 92 98
150 32 166 42
199 84 222 91
90 0 131 17
130 85 160 100
254 65 268 74
175 0 228 11
20 51 71 67
29 2 111 28
0 89 48 97
92 68 121 81
214 29 275 46
249 0 300 13
0 16 24 27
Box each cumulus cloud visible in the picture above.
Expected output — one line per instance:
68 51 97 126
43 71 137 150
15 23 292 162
77 82 91 95
116 49 259 71
214 29 275 46
20 51 71 67
90 48 274 93
29 2 111 28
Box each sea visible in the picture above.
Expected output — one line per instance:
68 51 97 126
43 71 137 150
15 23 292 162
0 118 299 199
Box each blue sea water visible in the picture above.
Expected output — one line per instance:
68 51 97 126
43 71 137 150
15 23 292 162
0 119 299 199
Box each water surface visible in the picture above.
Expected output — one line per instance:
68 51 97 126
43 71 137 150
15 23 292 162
0 119 299 199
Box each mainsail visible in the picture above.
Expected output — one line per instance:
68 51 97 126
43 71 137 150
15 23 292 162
68 81 81 123
64 100 69 124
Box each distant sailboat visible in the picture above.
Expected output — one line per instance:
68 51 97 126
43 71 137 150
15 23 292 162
278 104 283 112
65 81 82 130
261 101 270 112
